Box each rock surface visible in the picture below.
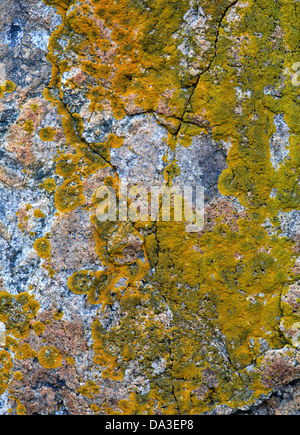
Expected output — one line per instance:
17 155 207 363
0 0 299 415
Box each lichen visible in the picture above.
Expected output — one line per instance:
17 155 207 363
0 351 13 395
33 209 46 219
11 0 297 414
38 127 56 142
4 81 16 93
32 321 46 337
38 346 62 370
54 175 85 213
33 237 52 259
44 178 57 193
0 79 16 100
0 292 40 339
23 120 34 134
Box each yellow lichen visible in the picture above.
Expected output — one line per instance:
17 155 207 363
44 178 57 193
4 80 16 93
78 380 100 399
0 292 40 340
54 175 85 213
33 237 51 259
16 402 26 416
39 127 56 142
33 209 45 219
32 321 45 337
23 120 34 134
38 346 62 370
16 343 37 360
53 311 63 320
37 0 300 415
31 103 39 112
67 357 75 366
0 351 13 395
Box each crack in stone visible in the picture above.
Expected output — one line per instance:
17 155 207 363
173 0 241 140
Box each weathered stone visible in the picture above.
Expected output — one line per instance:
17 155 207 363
0 0 299 416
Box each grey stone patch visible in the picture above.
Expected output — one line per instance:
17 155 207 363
0 185 55 294
2 19 24 48
277 209 300 239
269 114 290 171
110 114 169 186
31 30 50 52
0 0 61 95
123 361 151 396
174 133 227 202
262 209 300 240
0 391 9 415
0 109 19 136
82 111 114 143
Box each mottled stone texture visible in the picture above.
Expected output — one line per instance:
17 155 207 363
0 0 299 415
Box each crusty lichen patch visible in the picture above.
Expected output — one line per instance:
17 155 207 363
38 127 56 142
35 0 299 415
4 0 297 415
33 237 51 259
38 346 62 369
